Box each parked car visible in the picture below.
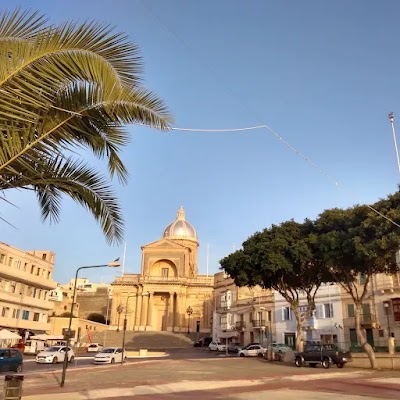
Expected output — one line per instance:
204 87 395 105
0 349 23 372
87 343 104 353
227 342 242 353
269 343 293 353
24 339 47 355
208 341 226 352
193 337 212 347
238 344 266 357
36 346 75 364
294 343 352 369
93 347 126 364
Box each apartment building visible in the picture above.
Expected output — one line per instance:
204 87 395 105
341 273 400 349
213 272 274 346
275 284 345 349
0 242 57 335
48 286 80 317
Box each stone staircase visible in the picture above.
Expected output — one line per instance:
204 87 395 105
98 331 197 350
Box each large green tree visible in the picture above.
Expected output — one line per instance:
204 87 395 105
0 9 173 243
316 193 400 368
220 220 328 351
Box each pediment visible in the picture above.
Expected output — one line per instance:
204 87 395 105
142 238 187 251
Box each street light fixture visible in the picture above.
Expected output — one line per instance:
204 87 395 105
384 301 391 337
60 258 120 388
186 306 193 334
116 304 124 332
121 294 137 365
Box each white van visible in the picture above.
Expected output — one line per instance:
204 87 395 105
24 340 47 355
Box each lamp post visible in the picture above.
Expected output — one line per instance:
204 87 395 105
116 304 123 332
121 294 137 365
384 302 391 337
186 306 193 334
60 258 120 388
103 289 112 347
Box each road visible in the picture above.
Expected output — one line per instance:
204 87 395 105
22 347 227 373
5 350 400 399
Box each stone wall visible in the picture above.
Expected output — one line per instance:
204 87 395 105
76 288 111 320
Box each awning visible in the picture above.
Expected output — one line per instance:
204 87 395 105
0 329 21 340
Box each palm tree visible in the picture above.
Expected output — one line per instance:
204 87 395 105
0 9 173 243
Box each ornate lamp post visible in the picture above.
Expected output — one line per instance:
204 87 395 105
60 258 120 388
186 306 193 334
384 302 391 337
116 304 124 332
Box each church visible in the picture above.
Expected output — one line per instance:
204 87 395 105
110 207 214 333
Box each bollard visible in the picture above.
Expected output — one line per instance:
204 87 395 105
4 375 24 400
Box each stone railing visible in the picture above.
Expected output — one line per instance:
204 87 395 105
113 275 214 286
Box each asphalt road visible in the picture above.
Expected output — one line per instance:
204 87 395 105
21 347 230 373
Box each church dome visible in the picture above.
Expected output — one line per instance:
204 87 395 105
163 206 198 242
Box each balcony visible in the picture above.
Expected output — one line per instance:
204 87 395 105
113 274 214 286
252 319 266 328
0 263 56 290
1 291 54 311
360 313 378 328
235 321 246 330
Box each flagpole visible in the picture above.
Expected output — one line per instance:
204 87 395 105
206 243 209 277
388 112 400 176
121 242 127 276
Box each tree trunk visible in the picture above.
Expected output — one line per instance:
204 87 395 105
293 310 304 352
355 302 377 369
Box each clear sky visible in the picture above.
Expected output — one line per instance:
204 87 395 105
2 0 400 284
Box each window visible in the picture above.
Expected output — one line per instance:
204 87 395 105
379 329 385 338
33 312 40 321
1 307 10 317
8 257 13 266
347 304 355 318
47 271 51 279
42 253 47 260
161 268 169 277
267 310 272 322
23 263 28 272
13 309 20 319
36 268 40 276
0 254 5 264
22 310 29 320
9 281 16 293
31 265 35 274
282 307 292 321
359 274 367 285
15 260 21 270
317 303 334 319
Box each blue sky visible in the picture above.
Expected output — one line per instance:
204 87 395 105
2 1 400 283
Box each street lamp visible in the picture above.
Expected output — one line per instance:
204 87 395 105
259 307 265 347
116 304 124 332
121 294 137 365
384 301 391 338
60 258 120 388
186 306 193 334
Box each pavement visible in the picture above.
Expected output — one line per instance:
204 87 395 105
1 351 400 399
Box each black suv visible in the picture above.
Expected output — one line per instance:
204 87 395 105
294 343 351 369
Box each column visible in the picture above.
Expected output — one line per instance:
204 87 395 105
167 292 174 331
174 293 180 332
135 290 142 329
146 292 154 331
140 292 148 330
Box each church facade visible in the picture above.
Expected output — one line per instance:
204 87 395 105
110 207 214 333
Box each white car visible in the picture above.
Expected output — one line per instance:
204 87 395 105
208 341 226 352
87 343 104 353
36 346 75 364
238 344 266 357
269 343 293 353
93 347 126 364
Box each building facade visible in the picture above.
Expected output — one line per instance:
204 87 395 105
213 272 275 346
0 242 57 335
274 284 345 349
341 273 400 350
110 207 214 333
